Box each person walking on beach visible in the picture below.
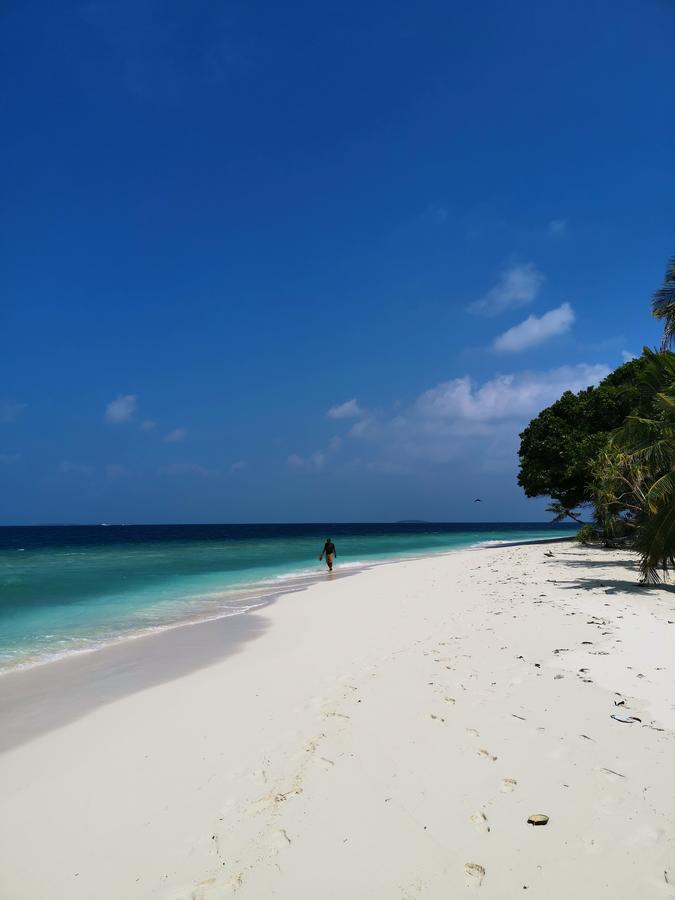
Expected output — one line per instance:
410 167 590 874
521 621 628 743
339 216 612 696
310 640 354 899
319 538 337 572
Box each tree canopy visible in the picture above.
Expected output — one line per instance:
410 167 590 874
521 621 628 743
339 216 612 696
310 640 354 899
599 349 675 580
518 249 675 581
517 356 649 513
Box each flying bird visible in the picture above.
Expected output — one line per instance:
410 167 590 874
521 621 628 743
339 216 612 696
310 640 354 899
474 498 482 502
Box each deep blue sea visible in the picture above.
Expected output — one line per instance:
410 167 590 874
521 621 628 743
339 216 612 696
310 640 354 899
0 522 575 673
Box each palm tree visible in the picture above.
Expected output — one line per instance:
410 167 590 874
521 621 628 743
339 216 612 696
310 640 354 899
610 348 675 581
652 255 675 350
545 502 585 525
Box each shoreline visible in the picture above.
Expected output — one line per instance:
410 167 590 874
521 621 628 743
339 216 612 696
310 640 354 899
2 541 674 899
0 542 542 751
0 534 574 679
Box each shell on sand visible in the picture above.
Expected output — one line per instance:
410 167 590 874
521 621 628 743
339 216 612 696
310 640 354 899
527 814 549 826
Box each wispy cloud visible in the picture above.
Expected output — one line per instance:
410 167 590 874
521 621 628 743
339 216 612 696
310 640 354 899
327 399 366 420
343 363 609 471
412 363 603 424
468 263 545 317
163 428 187 443
293 362 609 479
0 401 26 423
494 303 575 352
230 460 248 473
349 418 374 437
287 432 344 470
141 419 156 431
548 218 568 236
104 394 137 424
622 350 637 362
287 450 326 470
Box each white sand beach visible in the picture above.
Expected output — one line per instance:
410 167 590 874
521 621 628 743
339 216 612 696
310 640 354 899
1 541 675 899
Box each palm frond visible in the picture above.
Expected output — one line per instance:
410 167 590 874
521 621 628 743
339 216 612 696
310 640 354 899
651 256 675 350
645 469 675 513
635 500 675 583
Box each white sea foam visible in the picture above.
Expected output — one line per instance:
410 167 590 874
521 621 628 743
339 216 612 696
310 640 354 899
0 601 270 676
0 563 380 675
0 533 568 676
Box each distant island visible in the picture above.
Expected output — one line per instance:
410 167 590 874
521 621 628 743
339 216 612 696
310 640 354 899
395 520 431 524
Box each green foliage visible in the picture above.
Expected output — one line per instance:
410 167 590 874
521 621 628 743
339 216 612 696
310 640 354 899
545 502 584 525
609 349 675 582
652 256 675 350
518 357 650 511
575 524 599 545
518 252 675 582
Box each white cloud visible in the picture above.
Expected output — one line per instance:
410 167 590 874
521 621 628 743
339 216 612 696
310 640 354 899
349 418 374 437
0 452 20 464
0 401 26 423
104 394 137 424
294 362 610 477
548 218 568 236
327 399 366 420
414 363 607 424
468 263 545 316
494 303 575 352
163 428 187 443
141 419 156 431
622 350 637 362
347 363 610 469
287 436 345 470
159 463 212 477
287 451 326 470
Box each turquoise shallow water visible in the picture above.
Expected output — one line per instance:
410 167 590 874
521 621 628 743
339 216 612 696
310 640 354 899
0 523 574 672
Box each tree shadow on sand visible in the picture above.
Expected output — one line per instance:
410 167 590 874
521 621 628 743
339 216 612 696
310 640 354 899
471 536 575 550
554 575 675 596
558 556 642 570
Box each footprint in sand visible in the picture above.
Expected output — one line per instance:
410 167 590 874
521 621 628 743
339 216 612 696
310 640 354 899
478 749 498 761
466 728 480 737
247 787 303 815
464 863 486 888
470 811 490 833
269 828 293 849
501 777 517 792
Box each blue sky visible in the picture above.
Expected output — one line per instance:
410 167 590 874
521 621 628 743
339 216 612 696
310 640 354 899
1 0 674 524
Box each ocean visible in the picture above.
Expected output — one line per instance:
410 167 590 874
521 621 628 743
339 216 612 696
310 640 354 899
0 522 575 673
